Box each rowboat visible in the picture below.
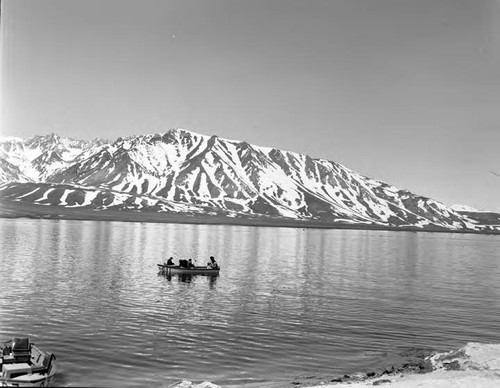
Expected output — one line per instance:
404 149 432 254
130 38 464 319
157 264 220 276
0 338 57 387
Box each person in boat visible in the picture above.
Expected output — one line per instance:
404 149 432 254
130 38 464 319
188 259 195 268
166 257 175 266
207 256 219 269
179 259 188 268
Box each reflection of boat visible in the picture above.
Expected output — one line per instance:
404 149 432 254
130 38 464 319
157 264 220 276
1 337 57 387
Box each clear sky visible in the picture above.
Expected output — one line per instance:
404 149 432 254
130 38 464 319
1 0 499 211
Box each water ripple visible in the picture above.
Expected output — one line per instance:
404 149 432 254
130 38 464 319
1 220 499 387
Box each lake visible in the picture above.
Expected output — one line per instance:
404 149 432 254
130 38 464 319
0 218 499 387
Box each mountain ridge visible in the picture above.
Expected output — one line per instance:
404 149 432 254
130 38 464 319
1 129 499 233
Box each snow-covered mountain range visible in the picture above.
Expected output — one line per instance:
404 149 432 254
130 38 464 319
1 129 499 233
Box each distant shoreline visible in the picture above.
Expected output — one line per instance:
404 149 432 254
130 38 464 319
1 200 499 235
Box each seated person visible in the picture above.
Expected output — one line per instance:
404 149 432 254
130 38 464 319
188 259 195 268
166 257 175 266
179 259 188 268
207 256 219 269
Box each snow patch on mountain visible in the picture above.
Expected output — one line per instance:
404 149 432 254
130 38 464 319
451 204 480 212
0 133 109 183
34 188 55 202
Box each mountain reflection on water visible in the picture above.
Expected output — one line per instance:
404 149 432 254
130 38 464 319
0 218 499 387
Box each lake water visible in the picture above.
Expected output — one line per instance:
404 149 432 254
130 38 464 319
0 218 499 387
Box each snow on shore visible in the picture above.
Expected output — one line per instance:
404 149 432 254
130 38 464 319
306 371 498 388
306 343 500 388
172 382 220 388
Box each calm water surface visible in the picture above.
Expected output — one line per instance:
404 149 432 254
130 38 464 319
0 219 499 387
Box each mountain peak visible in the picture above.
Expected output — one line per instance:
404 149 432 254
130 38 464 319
169 127 193 135
168 128 206 138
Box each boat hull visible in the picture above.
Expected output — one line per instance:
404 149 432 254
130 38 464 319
2 369 57 387
1 339 57 387
157 264 220 276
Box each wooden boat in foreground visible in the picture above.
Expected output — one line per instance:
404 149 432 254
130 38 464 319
1 338 57 387
157 263 220 276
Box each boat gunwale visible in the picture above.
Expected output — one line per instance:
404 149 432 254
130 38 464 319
157 264 220 275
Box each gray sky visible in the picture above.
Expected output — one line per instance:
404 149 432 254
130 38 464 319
1 0 499 211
